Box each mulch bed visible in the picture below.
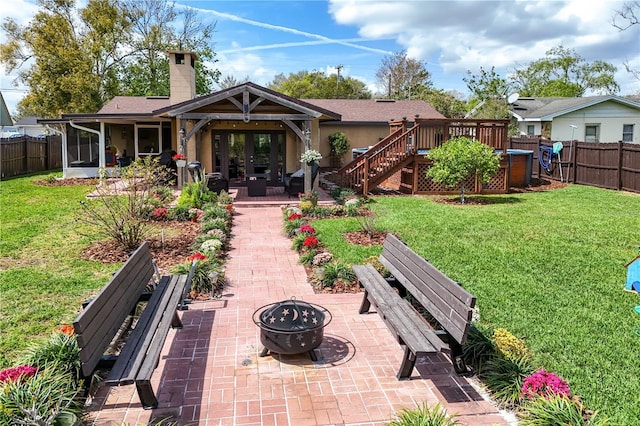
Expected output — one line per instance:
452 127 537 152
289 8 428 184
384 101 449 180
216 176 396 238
80 221 201 275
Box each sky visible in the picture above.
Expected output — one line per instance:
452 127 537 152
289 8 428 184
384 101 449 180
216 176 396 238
1 0 639 117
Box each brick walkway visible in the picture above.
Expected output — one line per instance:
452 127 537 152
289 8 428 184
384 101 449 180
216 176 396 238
86 206 511 425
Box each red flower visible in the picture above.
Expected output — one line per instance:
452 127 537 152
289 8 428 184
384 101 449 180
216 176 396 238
187 252 208 262
288 213 303 220
172 153 186 160
56 325 75 336
299 224 316 234
0 365 38 383
303 236 319 249
152 207 168 219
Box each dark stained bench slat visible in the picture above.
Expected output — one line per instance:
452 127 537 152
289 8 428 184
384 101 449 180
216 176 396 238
354 234 476 379
73 242 193 409
74 243 155 377
380 235 476 345
353 265 443 379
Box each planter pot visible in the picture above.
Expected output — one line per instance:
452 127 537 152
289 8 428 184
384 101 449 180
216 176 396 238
176 159 186 167
53 412 80 426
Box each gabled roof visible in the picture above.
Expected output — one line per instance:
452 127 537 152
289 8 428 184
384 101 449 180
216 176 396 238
510 95 640 121
154 82 341 120
1 92 13 126
303 99 444 123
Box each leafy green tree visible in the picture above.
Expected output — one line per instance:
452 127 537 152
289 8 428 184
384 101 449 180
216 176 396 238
375 50 432 99
463 66 512 119
0 0 129 117
426 136 500 204
268 70 371 99
410 86 466 118
0 0 219 117
511 45 619 97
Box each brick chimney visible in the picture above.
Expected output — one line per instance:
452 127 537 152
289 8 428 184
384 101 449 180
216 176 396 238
168 51 198 105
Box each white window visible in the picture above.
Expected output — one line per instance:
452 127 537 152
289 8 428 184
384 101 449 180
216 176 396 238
585 124 600 143
622 124 634 142
526 125 535 136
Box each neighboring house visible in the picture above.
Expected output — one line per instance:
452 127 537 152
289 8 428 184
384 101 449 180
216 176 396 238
13 116 48 137
0 91 18 138
509 95 640 143
40 50 442 184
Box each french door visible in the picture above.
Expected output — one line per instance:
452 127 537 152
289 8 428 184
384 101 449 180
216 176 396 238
212 131 285 185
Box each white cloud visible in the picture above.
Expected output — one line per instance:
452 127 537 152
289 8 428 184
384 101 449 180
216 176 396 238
328 0 639 94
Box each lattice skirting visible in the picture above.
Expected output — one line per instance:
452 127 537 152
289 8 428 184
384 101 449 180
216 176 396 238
411 162 507 194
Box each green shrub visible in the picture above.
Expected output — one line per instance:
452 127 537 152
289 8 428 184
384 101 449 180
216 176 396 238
328 131 350 166
389 402 458 426
317 261 355 288
78 157 173 251
462 323 496 375
426 136 500 204
20 331 81 383
177 179 217 209
299 249 317 265
169 205 191 221
201 217 229 234
0 364 83 425
171 258 223 295
519 395 608 425
492 328 531 361
480 355 535 408
217 190 233 206
283 217 306 237
291 233 308 252
202 204 230 222
362 256 390 278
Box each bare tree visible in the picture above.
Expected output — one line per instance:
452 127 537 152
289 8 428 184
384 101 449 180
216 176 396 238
611 1 640 82
375 50 431 99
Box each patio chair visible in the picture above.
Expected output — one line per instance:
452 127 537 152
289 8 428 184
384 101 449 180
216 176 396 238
284 162 319 197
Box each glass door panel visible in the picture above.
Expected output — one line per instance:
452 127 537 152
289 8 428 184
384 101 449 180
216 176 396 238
228 133 245 184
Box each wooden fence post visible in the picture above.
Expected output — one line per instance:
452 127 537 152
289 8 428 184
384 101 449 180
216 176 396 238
618 141 624 191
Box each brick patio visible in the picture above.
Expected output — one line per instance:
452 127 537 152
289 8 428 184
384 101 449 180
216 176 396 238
86 205 512 425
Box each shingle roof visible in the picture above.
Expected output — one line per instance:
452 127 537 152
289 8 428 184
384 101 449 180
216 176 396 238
510 95 640 120
303 99 444 122
14 116 41 126
98 96 172 115
1 92 13 126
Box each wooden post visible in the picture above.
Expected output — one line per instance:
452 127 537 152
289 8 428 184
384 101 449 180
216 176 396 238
363 159 369 194
618 141 624 191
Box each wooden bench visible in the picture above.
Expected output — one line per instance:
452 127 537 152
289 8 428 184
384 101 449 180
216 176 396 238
73 242 195 409
353 233 476 380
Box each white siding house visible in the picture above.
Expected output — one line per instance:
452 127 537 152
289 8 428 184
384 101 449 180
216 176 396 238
510 96 640 143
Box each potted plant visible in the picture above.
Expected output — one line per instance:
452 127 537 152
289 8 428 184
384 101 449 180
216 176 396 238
299 190 318 209
300 149 322 166
217 190 234 213
328 132 349 167
172 152 187 167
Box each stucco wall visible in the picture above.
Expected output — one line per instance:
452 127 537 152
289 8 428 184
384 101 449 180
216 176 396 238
318 123 391 166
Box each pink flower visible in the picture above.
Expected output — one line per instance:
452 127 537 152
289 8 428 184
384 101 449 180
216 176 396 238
521 369 571 400
299 224 316 235
0 365 38 383
152 207 168 219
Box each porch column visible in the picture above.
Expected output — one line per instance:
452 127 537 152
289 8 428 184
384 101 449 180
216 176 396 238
303 125 311 193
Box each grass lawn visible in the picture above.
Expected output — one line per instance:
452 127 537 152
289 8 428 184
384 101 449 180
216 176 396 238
313 185 640 424
0 172 116 368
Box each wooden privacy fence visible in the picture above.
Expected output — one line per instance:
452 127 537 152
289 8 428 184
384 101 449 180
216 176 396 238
0 136 62 179
509 137 640 194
